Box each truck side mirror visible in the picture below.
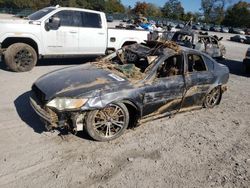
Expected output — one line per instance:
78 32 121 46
45 17 61 31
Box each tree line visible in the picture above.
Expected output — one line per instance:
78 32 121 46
0 0 249 27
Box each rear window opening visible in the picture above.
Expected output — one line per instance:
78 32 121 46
188 54 207 72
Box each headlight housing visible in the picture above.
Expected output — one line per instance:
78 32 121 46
46 98 88 111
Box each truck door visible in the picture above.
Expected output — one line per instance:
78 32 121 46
78 11 107 55
42 10 80 55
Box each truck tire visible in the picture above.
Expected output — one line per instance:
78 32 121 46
4 43 37 72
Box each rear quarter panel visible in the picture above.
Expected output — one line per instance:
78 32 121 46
107 29 149 50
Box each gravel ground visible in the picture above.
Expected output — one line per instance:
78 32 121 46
0 16 250 188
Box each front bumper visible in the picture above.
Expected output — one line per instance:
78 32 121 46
30 95 58 130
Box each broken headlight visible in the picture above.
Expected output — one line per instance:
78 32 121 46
46 98 88 111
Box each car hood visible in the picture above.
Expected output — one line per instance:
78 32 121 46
33 63 131 101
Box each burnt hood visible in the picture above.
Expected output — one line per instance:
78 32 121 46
33 63 129 101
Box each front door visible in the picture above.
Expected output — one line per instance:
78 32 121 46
142 54 185 116
42 10 80 55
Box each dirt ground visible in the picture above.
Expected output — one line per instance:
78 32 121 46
0 18 250 187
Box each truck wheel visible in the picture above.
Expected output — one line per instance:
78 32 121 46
204 86 222 108
85 103 129 141
4 43 37 72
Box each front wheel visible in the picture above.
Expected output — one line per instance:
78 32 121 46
4 43 37 72
204 86 222 108
85 103 129 141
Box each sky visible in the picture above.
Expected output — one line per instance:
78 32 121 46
121 0 250 13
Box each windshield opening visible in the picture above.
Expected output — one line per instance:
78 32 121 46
28 7 56 20
92 41 179 81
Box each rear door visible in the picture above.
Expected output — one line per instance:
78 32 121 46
42 10 80 55
78 11 107 54
183 52 215 107
142 55 185 116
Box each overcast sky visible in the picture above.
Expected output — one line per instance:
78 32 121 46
121 0 250 12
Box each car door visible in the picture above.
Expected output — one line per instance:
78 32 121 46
78 11 107 55
183 52 215 107
205 37 221 57
42 10 80 55
142 54 185 116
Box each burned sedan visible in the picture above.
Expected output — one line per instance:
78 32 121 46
30 41 229 141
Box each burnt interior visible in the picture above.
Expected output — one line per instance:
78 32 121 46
97 41 181 80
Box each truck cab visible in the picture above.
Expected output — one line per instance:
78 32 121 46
0 6 148 72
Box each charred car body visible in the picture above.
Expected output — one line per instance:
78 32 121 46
171 30 226 59
30 41 229 141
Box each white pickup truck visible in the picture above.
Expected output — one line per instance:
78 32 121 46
0 6 149 72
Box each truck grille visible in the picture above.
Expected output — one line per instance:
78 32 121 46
32 85 46 104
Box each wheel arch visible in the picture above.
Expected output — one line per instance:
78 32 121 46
2 37 39 55
121 41 137 48
204 84 223 106
119 99 141 128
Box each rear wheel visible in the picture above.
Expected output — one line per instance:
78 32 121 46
85 103 129 141
4 43 37 72
204 86 222 108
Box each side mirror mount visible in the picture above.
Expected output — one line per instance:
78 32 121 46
45 16 60 31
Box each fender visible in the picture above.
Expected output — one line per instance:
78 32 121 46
0 33 44 55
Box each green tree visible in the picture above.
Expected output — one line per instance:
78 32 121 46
146 3 162 18
181 12 197 22
105 0 125 13
132 2 148 16
162 0 184 20
201 0 227 24
222 1 250 27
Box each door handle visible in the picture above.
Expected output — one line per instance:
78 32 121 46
69 31 77 34
98 32 105 35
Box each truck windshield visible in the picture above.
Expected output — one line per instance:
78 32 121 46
28 7 55 20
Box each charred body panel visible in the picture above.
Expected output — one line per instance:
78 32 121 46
30 41 229 141
155 29 226 59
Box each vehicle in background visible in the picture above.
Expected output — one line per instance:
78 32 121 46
245 36 250 44
122 17 129 22
243 47 250 73
220 27 229 33
210 26 220 32
176 23 184 29
244 28 250 35
30 41 229 141
156 20 163 28
0 6 149 72
201 25 210 31
106 15 113 22
149 20 156 25
171 29 226 59
162 20 168 26
192 25 201 30
230 35 246 43
229 28 245 35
